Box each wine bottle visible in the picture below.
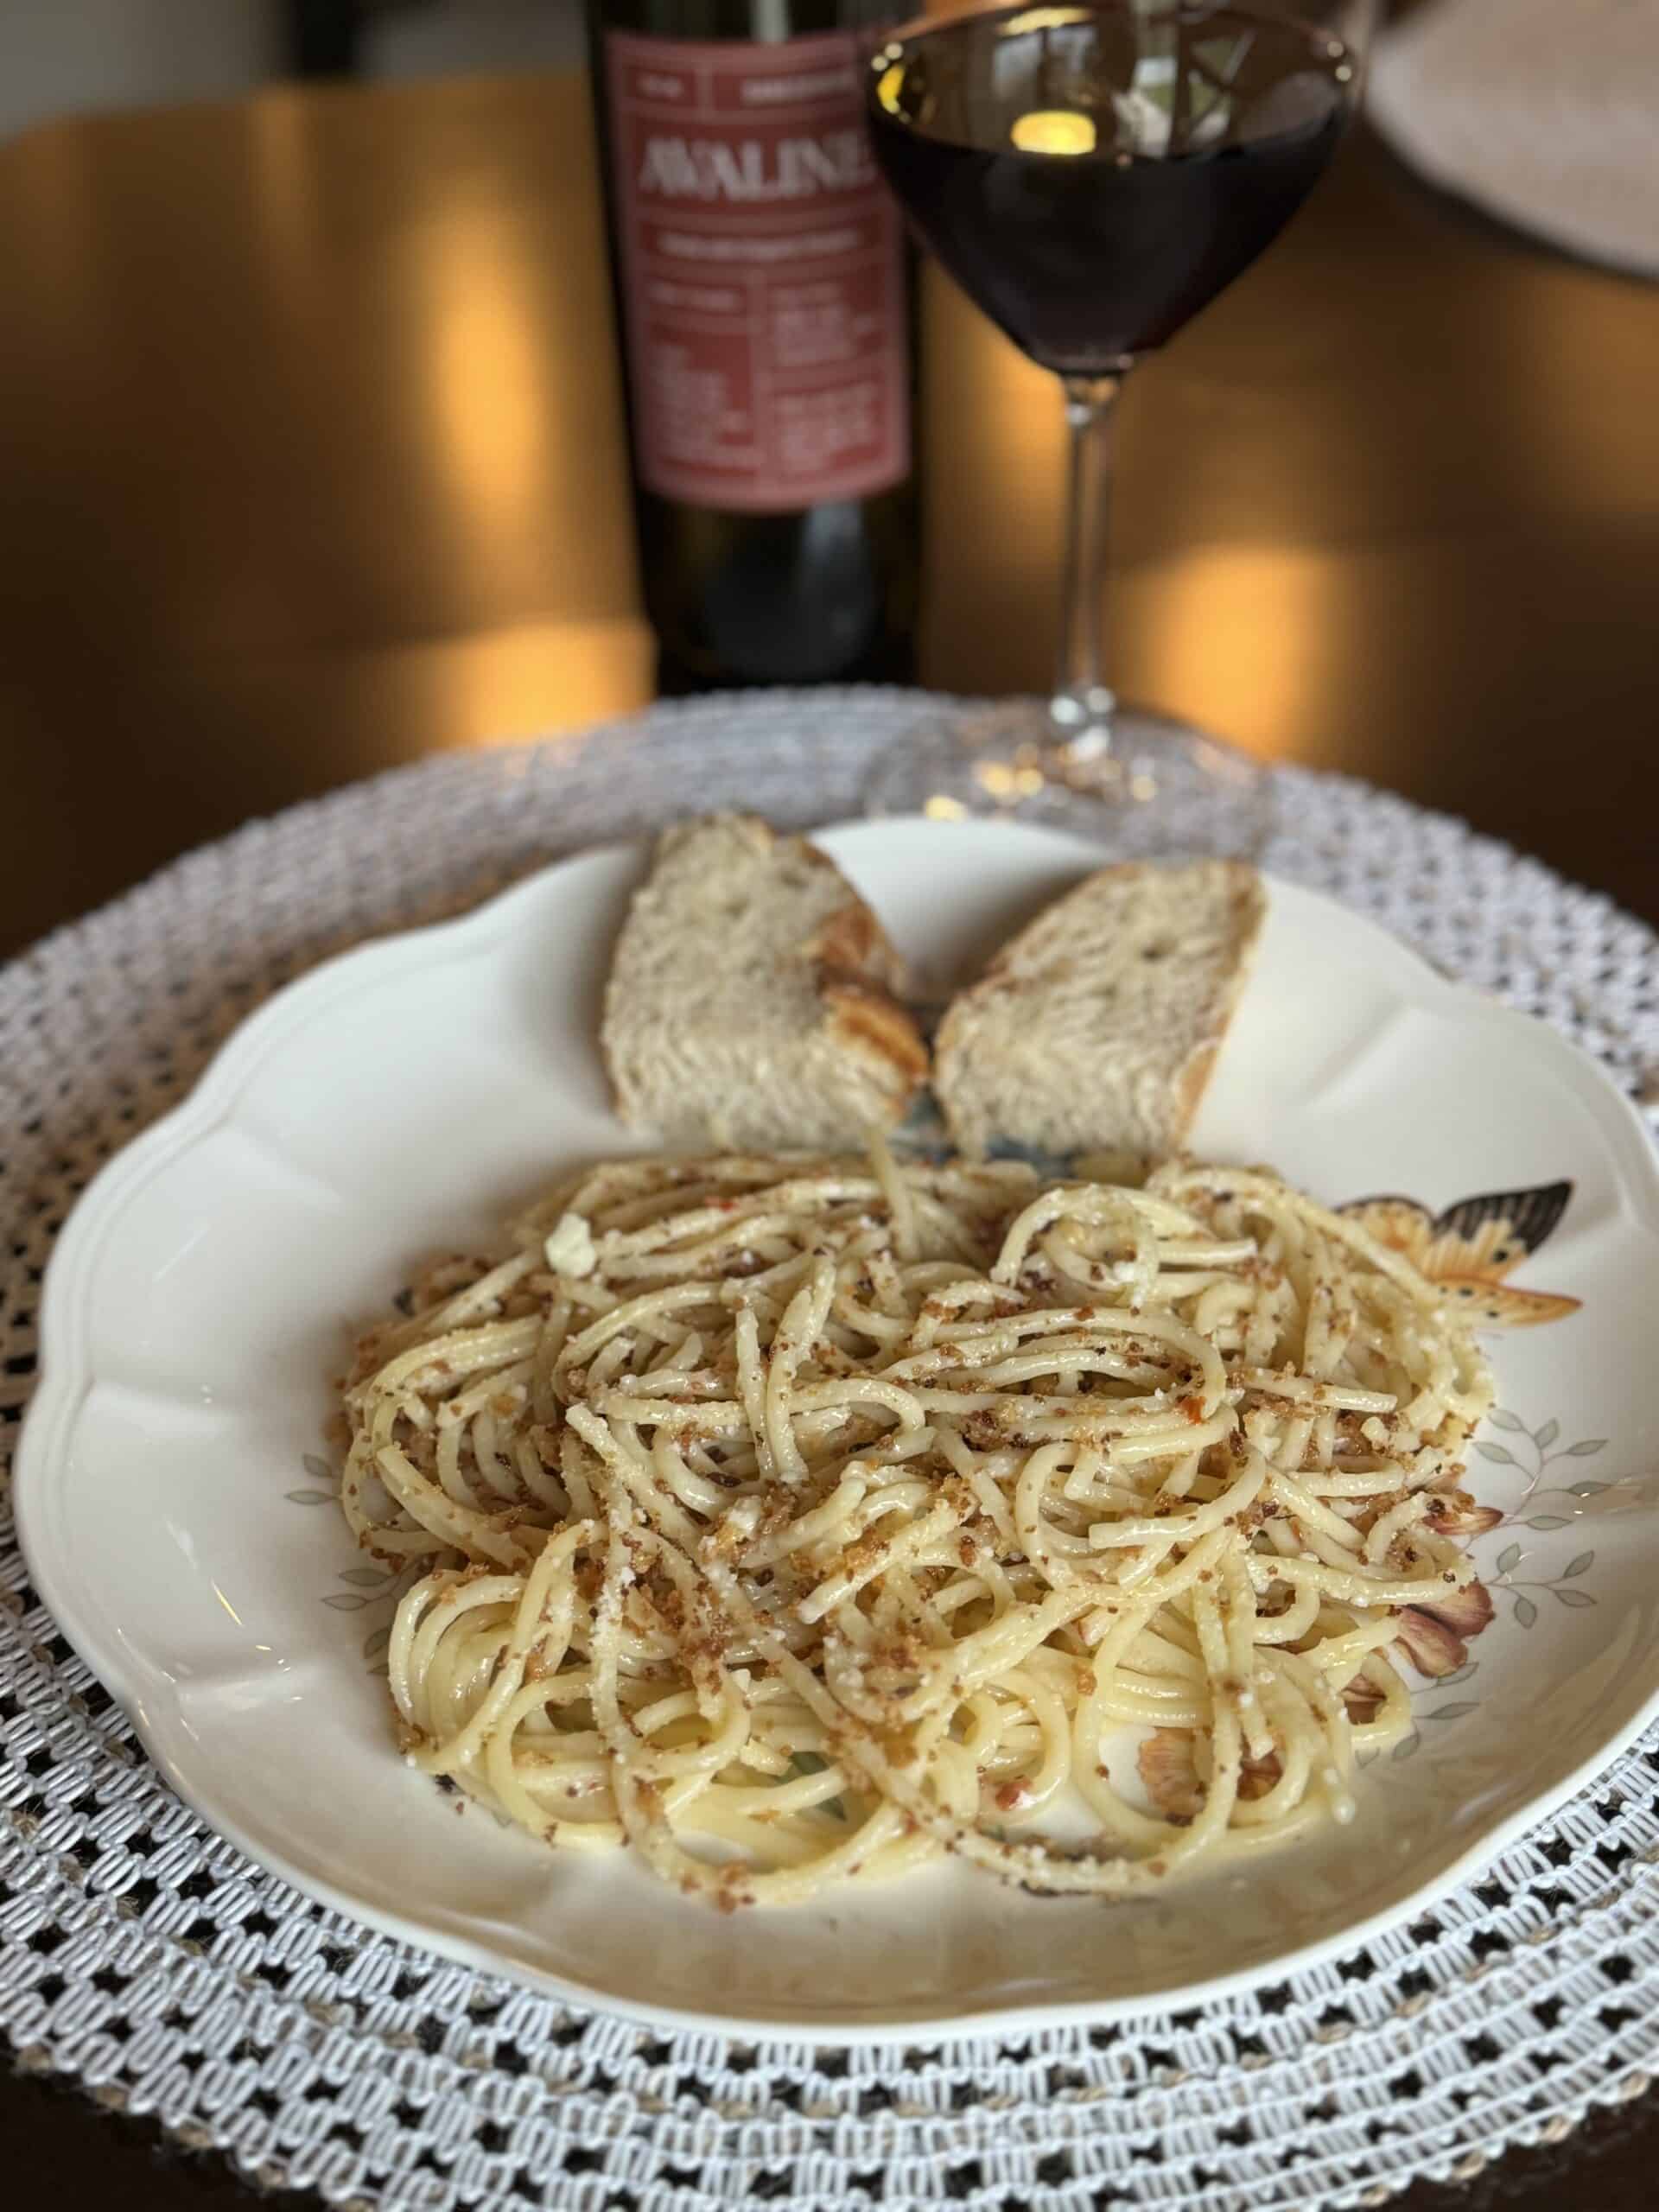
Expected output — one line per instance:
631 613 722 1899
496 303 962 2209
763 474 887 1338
588 0 918 691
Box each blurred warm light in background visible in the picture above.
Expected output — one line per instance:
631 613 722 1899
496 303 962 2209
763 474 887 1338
1114 546 1345 764
423 193 553 563
415 616 652 749
246 90 309 257
401 168 655 742
226 80 646 731
1489 280 1659 525
919 268 1058 681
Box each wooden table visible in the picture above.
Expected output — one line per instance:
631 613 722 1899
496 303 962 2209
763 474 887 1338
3 67 1658 2212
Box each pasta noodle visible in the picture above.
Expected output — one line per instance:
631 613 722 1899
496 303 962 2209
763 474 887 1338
340 1144 1495 1905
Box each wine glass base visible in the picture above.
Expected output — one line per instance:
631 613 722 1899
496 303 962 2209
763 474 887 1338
866 702 1273 861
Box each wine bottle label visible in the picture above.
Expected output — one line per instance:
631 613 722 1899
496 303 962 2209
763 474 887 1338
604 29 910 512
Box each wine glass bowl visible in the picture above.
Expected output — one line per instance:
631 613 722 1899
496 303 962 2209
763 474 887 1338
863 0 1376 853
869 3 1357 375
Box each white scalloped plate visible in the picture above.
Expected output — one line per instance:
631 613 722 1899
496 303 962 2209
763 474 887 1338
17 818 1659 2041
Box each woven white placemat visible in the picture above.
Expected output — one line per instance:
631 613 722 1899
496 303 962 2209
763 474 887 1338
4 690 1659 2211
1368 0 1659 278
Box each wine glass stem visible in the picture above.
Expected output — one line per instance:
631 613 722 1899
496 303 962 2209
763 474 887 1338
1051 372 1123 765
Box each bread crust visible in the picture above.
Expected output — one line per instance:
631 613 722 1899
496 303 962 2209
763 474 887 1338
935 860 1265 1159
601 813 928 1144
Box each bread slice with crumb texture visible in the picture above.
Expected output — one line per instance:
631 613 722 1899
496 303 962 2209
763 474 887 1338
933 860 1266 1160
601 814 928 1148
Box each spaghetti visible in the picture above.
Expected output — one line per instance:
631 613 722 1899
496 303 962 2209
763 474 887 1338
340 1146 1495 1904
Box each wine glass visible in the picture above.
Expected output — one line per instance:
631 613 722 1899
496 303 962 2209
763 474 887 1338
864 0 1377 855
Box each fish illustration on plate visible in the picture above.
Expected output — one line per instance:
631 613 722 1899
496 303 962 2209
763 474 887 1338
1341 1180 1580 1327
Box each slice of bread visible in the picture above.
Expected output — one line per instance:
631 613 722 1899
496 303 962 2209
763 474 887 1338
933 860 1266 1160
601 814 929 1148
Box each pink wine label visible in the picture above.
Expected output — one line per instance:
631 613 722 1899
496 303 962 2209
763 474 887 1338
604 28 910 512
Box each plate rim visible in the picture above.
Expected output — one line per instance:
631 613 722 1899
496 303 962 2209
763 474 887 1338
17 817 1659 2044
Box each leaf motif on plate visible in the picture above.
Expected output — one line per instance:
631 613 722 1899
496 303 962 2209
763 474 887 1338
1475 1441 1516 1465
322 1592 370 1611
1486 1408 1524 1432
1554 1587 1596 1609
1562 1552 1594 1579
1497 1541 1522 1576
285 1488 334 1504
1513 1596 1538 1629
1424 1702 1479 1722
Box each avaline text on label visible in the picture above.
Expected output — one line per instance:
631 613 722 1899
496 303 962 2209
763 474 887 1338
605 29 910 513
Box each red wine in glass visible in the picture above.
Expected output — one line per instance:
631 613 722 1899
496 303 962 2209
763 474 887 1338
869 3 1355 375
863 0 1372 854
